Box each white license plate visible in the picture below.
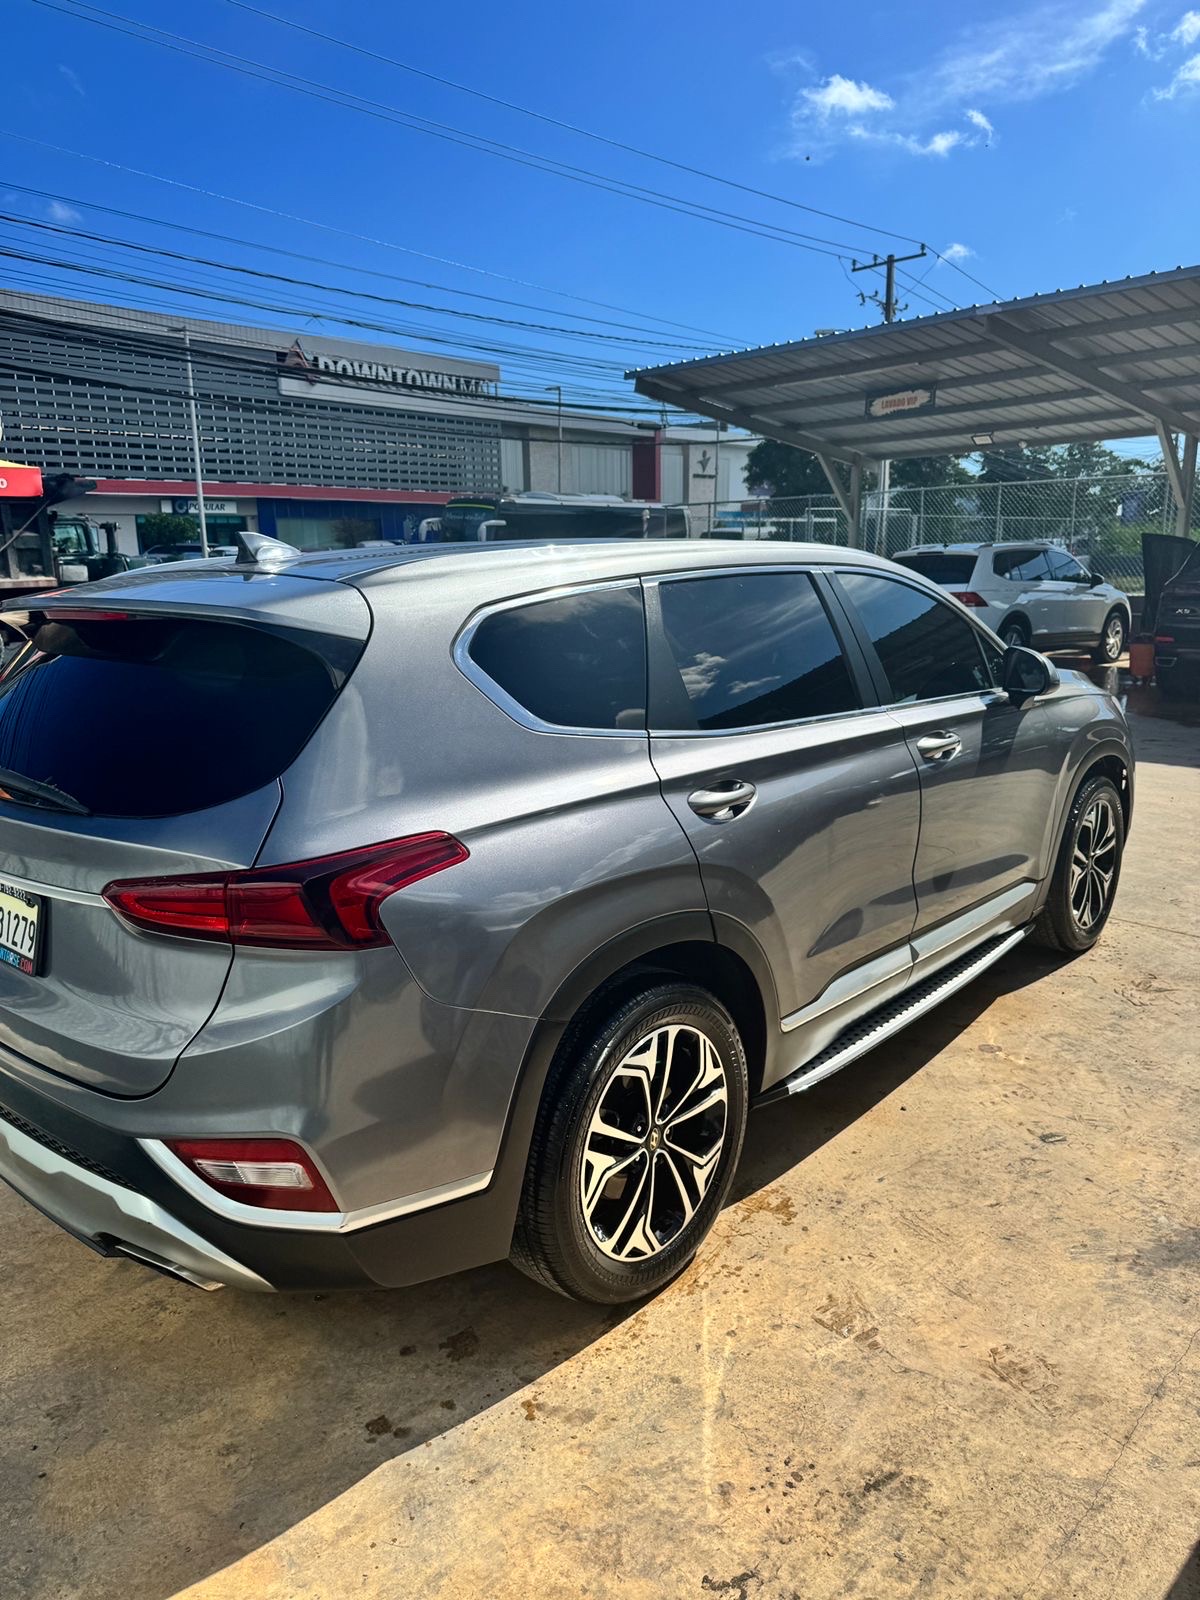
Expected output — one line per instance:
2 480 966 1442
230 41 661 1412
0 881 42 976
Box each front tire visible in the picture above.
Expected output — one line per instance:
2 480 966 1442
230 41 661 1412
1032 773 1125 953
512 982 749 1303
1093 608 1127 664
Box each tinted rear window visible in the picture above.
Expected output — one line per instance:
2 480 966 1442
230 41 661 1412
0 615 349 818
893 551 977 584
466 585 646 730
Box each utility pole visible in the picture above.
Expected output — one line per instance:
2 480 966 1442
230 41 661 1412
175 325 209 558
545 384 563 493
851 248 927 553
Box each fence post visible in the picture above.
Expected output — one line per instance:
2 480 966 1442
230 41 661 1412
995 481 1003 540
918 486 926 544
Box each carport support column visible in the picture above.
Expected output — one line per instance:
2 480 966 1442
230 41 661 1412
1156 424 1198 537
815 452 864 548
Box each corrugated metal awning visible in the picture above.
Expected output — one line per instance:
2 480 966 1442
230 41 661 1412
630 266 1200 467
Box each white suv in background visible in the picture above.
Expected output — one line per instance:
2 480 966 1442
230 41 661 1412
894 542 1131 664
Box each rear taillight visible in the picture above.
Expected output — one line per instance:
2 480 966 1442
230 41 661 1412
949 591 989 607
103 833 467 950
1155 634 1175 645
166 1137 338 1212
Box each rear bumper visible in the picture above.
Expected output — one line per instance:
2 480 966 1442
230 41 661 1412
0 1052 534 1293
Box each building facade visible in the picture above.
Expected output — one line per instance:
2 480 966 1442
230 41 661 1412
0 290 700 554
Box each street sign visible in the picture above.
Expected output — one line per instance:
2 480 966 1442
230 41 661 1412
864 385 938 420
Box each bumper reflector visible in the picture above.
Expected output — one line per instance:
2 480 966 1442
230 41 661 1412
166 1137 339 1212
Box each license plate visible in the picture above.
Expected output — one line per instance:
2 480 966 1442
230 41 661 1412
0 881 42 976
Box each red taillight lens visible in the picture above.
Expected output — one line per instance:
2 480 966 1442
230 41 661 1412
103 832 468 950
949 590 989 607
1154 634 1175 645
166 1137 339 1212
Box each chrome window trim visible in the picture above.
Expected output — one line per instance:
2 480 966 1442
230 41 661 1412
646 562 872 739
141 1138 494 1233
452 577 649 739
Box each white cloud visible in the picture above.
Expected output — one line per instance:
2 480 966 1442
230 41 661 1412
942 242 974 262
801 74 893 118
58 64 85 97
47 200 81 223
1153 48 1200 93
788 1 1142 161
1172 9 1200 44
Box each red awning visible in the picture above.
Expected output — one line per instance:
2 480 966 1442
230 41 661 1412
0 461 44 498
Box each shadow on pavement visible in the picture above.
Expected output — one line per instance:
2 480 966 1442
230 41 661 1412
1163 1539 1200 1599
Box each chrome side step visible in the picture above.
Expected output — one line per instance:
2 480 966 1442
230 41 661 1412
760 927 1030 1104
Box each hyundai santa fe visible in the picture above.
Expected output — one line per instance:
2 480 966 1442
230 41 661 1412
894 541 1131 664
0 536 1133 1303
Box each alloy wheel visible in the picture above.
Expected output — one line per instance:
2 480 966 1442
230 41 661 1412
580 1024 728 1262
1069 795 1118 931
1102 614 1124 661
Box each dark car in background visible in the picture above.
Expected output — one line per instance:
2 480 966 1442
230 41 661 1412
1154 541 1200 698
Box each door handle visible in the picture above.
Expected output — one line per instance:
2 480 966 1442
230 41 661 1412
915 731 962 763
687 779 757 820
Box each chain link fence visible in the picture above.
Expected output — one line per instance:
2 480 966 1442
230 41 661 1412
693 472 1196 593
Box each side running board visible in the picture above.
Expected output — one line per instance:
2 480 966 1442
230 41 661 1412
759 927 1030 1104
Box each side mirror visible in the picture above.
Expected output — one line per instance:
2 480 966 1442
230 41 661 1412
1089 570 1105 587
1002 644 1059 702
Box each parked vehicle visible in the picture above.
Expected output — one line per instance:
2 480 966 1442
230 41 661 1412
1151 539 1200 699
0 539 1133 1303
435 492 691 541
894 541 1131 663
143 542 240 563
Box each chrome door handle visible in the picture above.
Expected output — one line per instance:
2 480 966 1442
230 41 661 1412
687 779 757 820
916 731 962 763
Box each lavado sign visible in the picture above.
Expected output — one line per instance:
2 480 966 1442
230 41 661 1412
280 340 492 397
864 383 937 419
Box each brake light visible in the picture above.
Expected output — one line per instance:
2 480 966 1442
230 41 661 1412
166 1137 338 1212
103 832 468 950
949 591 989 607
1154 634 1175 645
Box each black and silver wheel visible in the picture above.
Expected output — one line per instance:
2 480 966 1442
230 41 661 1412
1092 609 1127 664
512 982 748 1303
1033 772 1124 953
1000 616 1030 649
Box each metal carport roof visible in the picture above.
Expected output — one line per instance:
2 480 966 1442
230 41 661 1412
631 265 1200 539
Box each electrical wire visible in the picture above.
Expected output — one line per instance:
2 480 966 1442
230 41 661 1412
0 132 739 346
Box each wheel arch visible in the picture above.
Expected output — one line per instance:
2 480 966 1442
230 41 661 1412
998 609 1032 642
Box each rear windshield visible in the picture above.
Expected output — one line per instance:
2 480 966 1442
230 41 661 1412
0 614 353 818
893 551 977 584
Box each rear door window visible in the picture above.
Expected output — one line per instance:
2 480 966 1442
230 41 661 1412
993 548 1053 581
653 571 860 730
0 614 353 818
465 584 646 730
893 551 978 585
837 571 995 703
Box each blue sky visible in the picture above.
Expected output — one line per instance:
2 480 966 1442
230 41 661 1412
5 0 1200 435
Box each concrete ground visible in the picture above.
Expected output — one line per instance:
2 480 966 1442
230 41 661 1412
3 674 1198 1600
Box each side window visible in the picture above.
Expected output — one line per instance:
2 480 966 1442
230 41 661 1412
838 572 994 703
466 585 646 730
1046 549 1086 582
993 547 1052 582
654 571 859 731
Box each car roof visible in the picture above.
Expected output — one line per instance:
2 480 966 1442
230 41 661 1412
899 540 1054 555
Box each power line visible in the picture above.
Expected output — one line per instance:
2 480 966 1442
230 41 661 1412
0 132 739 346
30 1 895 262
0 212 717 353
1 181 736 346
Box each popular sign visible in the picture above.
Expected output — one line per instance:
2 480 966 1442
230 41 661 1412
0 460 44 497
864 384 938 419
279 340 493 397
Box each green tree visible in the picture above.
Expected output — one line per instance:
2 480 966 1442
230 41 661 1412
889 455 972 488
137 512 199 549
744 439 830 499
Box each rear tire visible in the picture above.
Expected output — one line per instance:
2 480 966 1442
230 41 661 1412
1000 616 1030 649
1092 609 1127 665
1032 773 1124 953
511 982 748 1303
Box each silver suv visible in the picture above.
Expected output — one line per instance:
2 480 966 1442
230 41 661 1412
894 541 1131 663
0 539 1133 1303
